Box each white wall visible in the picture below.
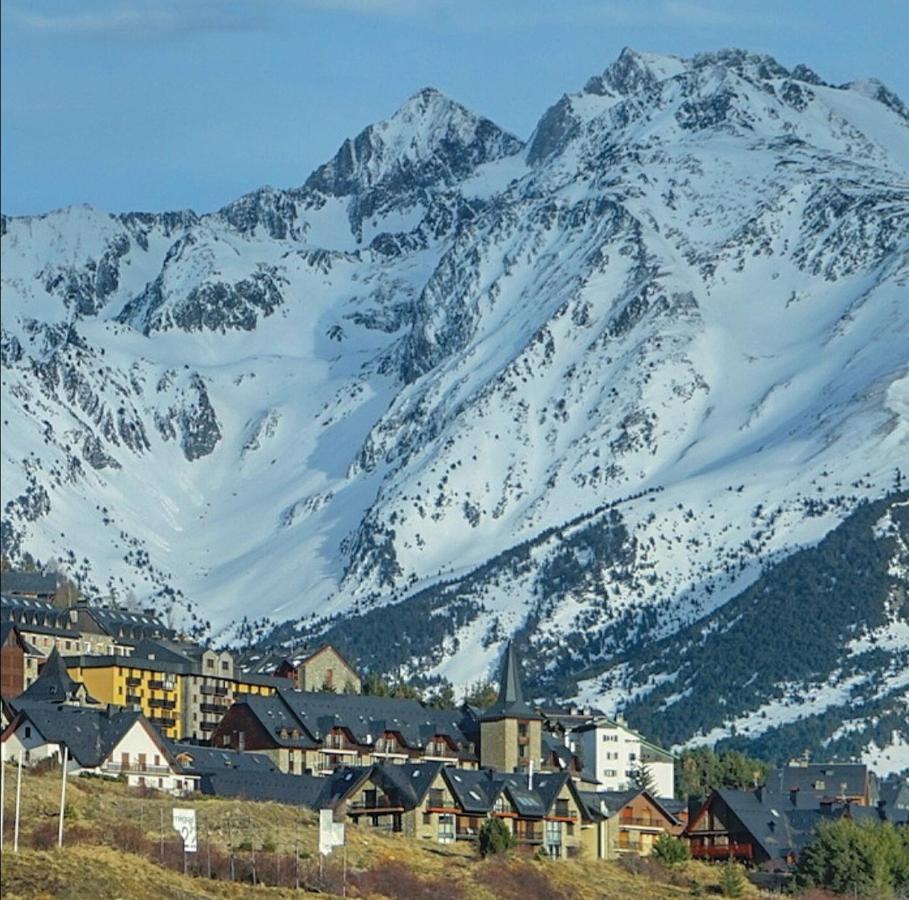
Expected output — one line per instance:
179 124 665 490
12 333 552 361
575 721 674 797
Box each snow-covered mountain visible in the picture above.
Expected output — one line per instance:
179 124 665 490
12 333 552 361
2 48 907 764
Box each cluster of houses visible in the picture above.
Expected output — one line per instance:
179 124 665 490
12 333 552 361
2 571 907 868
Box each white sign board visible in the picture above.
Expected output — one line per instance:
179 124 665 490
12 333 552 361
172 808 197 853
318 808 345 856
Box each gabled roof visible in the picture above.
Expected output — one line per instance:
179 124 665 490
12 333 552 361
0 571 62 596
370 761 445 809
480 642 541 722
200 764 373 811
775 763 870 801
200 769 328 808
79 606 173 638
693 786 833 862
236 694 320 749
17 648 97 705
275 688 474 753
4 703 154 768
168 742 279 776
442 768 500 813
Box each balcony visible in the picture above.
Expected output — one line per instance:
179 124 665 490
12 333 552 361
620 817 665 830
148 698 176 710
200 683 230 697
126 677 141 687
349 799 404 814
125 693 141 704
148 715 177 728
102 761 174 776
691 842 754 861
200 702 226 714
148 679 167 690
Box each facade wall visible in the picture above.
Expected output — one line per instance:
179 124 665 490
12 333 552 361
298 648 361 693
480 717 542 772
0 642 24 698
606 793 676 858
579 722 674 796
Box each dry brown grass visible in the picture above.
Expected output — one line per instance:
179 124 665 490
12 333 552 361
0 764 768 899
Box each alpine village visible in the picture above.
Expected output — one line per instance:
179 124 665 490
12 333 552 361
1 567 906 898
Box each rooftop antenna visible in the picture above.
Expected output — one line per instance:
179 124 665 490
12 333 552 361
528 757 534 790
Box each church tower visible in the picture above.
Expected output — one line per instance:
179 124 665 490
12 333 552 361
479 641 542 772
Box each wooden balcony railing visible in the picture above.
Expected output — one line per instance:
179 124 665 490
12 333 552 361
691 842 754 860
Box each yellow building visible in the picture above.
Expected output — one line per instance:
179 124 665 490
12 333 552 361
64 645 284 741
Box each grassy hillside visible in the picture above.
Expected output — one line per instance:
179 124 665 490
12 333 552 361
0 763 754 899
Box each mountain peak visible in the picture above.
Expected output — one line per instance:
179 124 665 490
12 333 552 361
304 87 523 198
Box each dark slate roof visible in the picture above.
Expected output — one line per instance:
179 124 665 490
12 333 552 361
480 642 541 721
371 761 445 809
132 638 202 666
275 688 474 753
442 768 501 814
542 732 576 770
0 572 62 596
11 703 147 768
598 789 642 815
775 763 870 801
709 787 834 861
878 777 909 815
657 797 687 818
82 606 174 638
577 790 607 821
17 648 96 705
168 742 279 776
239 694 320 749
1 593 70 629
499 770 570 815
199 770 327 809
318 766 374 807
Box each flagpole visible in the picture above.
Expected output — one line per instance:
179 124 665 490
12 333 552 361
58 745 69 848
13 751 23 854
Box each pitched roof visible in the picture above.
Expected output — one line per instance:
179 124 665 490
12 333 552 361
7 703 149 768
775 763 870 801
17 649 96 705
371 761 445 809
0 571 62 596
238 694 320 749
80 606 173 638
275 688 474 753
168 742 279 776
200 769 328 808
442 768 501 813
480 642 541 721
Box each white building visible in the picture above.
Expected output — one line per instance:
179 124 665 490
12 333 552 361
572 715 675 799
1 703 196 796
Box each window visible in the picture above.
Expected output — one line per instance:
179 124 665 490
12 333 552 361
518 722 528 738
518 743 528 759
325 668 334 689
154 754 160 766
555 799 570 817
438 814 454 843
603 769 617 778
814 781 826 791
429 788 445 808
546 820 562 855
494 796 509 813
24 726 31 739
206 659 214 670
221 660 229 671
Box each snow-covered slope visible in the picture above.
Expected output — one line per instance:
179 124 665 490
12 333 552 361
2 49 907 758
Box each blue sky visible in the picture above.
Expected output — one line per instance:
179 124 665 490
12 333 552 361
2 0 907 216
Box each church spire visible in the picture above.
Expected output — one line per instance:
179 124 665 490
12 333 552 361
480 640 541 721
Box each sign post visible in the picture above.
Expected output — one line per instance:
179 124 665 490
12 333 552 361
172 807 197 874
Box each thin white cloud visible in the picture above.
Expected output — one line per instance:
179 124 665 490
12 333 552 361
5 3 266 38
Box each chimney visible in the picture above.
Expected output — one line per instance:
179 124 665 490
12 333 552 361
528 757 534 790
789 788 799 807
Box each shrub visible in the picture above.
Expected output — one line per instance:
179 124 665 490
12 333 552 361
352 860 464 900
652 833 691 867
718 861 746 898
795 818 909 897
473 860 578 900
478 817 515 857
